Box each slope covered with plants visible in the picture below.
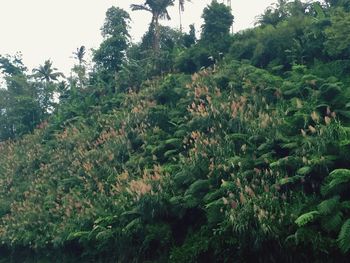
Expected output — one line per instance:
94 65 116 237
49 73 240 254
0 1 350 262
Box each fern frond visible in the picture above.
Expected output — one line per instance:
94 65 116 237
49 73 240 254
329 169 350 181
297 166 312 176
337 218 350 253
165 138 182 146
123 218 142 233
295 211 319 227
322 169 350 196
95 230 113 241
185 180 210 196
341 201 350 211
279 175 303 186
317 196 340 215
322 211 343 232
66 231 89 241
164 149 178 158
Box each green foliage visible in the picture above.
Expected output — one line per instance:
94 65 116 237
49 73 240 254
93 7 130 76
325 9 350 57
131 0 175 51
0 55 60 140
338 219 350 253
2 1 350 262
201 1 233 45
296 168 350 255
322 169 350 196
295 211 319 226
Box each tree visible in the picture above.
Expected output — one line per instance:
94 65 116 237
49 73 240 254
93 7 130 75
201 1 233 42
183 24 196 47
324 0 350 11
131 0 175 52
200 1 233 53
32 60 64 83
325 9 350 58
72 46 87 88
0 55 41 140
73 46 86 66
257 0 309 27
178 0 191 31
32 60 64 113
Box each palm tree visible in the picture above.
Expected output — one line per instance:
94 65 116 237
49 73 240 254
131 0 175 51
32 60 64 83
32 60 64 114
72 46 87 88
72 46 86 66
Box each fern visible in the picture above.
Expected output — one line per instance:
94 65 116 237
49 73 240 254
66 231 89 241
312 2 326 20
337 219 350 253
95 229 113 241
297 166 312 176
123 218 142 233
295 211 319 227
322 169 350 196
279 175 303 186
165 138 183 146
329 169 350 182
341 201 350 211
185 180 210 196
322 211 343 232
164 149 178 158
317 196 340 215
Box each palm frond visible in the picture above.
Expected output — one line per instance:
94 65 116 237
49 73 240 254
130 4 151 12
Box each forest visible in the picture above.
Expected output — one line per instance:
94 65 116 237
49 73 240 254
0 0 350 262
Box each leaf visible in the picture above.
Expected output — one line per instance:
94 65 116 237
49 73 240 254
312 2 325 20
269 161 280 169
279 175 303 186
281 142 298 150
297 166 312 176
225 133 248 141
165 138 182 146
317 196 340 215
295 211 319 227
185 180 210 196
337 219 350 253
322 169 350 196
322 211 343 232
66 231 89 241
205 198 223 209
95 230 113 241
203 189 224 203
123 218 141 233
164 149 178 158
341 201 350 211
336 110 350 119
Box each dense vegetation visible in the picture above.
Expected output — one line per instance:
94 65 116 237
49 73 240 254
1 0 350 262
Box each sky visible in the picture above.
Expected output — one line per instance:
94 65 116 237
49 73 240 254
0 0 277 75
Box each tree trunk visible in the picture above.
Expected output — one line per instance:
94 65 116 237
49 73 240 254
154 14 160 53
179 2 183 32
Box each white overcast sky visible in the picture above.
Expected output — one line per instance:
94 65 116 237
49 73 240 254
0 0 276 75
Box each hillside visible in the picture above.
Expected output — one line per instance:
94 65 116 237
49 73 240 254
1 1 350 262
